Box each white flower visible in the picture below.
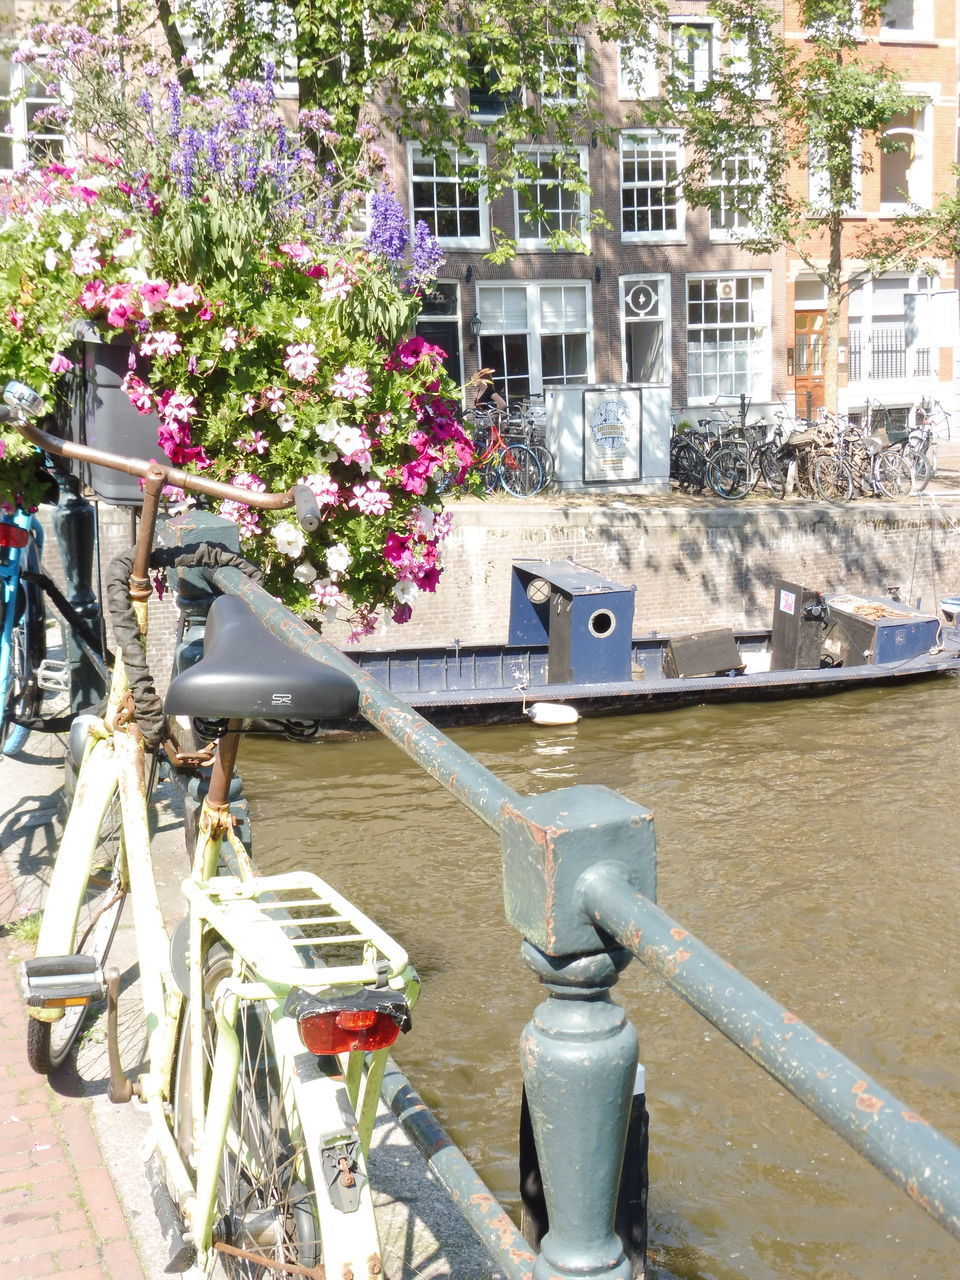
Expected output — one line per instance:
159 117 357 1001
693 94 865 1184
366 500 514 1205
112 233 141 261
293 560 318 584
292 315 311 330
44 247 58 271
417 505 436 535
333 423 365 456
326 543 351 575
57 229 73 251
393 579 418 605
272 520 306 558
277 414 295 433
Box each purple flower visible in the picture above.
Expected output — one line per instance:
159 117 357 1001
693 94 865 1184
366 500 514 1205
366 188 409 264
405 220 444 289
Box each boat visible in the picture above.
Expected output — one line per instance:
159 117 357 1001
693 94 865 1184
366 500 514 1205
340 560 960 729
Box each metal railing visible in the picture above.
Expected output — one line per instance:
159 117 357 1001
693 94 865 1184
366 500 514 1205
848 329 932 381
156 515 960 1280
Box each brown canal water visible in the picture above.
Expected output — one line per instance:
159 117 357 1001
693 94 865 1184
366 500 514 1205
240 679 960 1280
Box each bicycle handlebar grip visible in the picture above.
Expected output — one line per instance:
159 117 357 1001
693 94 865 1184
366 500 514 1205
293 485 321 532
3 381 46 419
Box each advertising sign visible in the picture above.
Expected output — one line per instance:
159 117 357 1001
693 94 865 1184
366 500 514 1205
582 387 642 484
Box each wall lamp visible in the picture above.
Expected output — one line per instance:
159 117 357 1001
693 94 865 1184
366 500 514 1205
468 312 483 338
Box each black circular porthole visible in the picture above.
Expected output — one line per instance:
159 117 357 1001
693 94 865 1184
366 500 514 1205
588 609 616 638
526 578 551 605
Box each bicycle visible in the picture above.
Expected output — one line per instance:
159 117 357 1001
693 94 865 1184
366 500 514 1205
465 405 544 496
14 390 419 1278
507 396 556 489
704 425 789 500
0 385 53 757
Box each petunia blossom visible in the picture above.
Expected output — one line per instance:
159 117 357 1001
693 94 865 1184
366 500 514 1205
272 520 306 558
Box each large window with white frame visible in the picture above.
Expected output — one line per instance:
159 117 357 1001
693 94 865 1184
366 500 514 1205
670 20 715 91
621 276 671 385
880 0 933 39
686 274 770 401
541 37 585 103
408 145 488 249
475 282 592 404
514 147 588 247
0 55 64 173
807 133 862 214
709 148 762 237
620 131 683 240
880 103 932 212
618 43 658 100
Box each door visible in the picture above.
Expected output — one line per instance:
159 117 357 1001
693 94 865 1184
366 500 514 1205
793 311 825 418
414 320 462 387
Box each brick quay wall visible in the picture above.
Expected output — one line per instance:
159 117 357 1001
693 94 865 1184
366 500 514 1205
41 492 960 663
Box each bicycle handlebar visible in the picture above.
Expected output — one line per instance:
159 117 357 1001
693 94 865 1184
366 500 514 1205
2 381 319 526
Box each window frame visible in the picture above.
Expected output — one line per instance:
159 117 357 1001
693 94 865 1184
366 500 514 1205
685 271 772 404
475 279 594 402
619 274 672 387
619 130 685 244
513 145 590 250
407 143 490 250
617 42 658 100
708 144 765 240
0 54 66 174
879 96 933 214
540 36 586 105
879 0 934 41
669 17 717 93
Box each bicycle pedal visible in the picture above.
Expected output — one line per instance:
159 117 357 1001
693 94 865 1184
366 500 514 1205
21 955 106 1008
37 659 70 693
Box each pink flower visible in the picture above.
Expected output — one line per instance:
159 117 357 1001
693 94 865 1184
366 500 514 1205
392 603 413 625
231 472 266 492
383 532 410 565
319 264 357 302
279 241 312 263
139 280 170 314
283 343 319 382
69 185 99 205
7 308 23 331
219 499 263 538
159 391 197 423
348 480 392 516
78 280 107 311
241 394 257 415
122 373 155 414
48 353 74 374
71 242 100 275
330 366 372 401
167 283 199 309
221 327 240 351
385 336 446 372
264 387 286 413
303 473 341 507
140 331 182 358
197 305 214 322
0 440 6 461
233 431 269 455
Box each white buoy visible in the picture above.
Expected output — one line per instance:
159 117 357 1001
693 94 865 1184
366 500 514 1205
525 702 580 726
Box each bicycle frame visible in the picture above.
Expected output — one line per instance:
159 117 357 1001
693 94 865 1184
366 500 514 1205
0 509 42 747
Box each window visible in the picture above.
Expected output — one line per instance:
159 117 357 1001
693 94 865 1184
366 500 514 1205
515 148 588 247
709 149 761 236
476 282 592 403
845 272 935 382
0 56 64 173
468 60 517 118
880 0 932 37
175 0 299 95
618 43 658 100
686 274 770 401
621 276 670 384
541 38 584 104
880 106 931 210
671 22 714 91
807 134 862 214
409 146 488 248
620 132 683 239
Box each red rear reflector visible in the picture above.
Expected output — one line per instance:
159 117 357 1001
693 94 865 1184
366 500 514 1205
0 525 28 548
298 1009 402 1055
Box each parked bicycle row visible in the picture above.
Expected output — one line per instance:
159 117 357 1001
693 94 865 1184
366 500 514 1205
460 395 557 497
671 402 948 502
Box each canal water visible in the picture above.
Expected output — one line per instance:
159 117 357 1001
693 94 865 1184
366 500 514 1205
241 679 960 1280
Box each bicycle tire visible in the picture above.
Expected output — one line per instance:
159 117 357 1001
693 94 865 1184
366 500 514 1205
26 780 126 1073
758 447 787 499
673 441 705 493
872 451 913 499
706 446 753 500
1 541 46 756
903 447 931 493
498 444 543 497
529 443 556 489
172 948 324 1278
811 453 854 503
479 458 500 493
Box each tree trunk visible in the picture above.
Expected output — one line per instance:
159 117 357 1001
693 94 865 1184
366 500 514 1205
822 219 844 417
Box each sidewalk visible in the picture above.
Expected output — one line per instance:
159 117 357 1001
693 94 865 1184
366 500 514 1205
0 727 504 1280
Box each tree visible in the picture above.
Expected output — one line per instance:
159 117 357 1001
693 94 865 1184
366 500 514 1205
649 0 935 414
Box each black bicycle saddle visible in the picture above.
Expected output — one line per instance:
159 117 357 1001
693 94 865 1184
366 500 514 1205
164 594 359 722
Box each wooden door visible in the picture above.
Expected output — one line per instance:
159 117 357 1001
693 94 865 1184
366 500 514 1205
794 311 825 418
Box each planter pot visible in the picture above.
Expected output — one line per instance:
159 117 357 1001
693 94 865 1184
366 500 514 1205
61 322 169 506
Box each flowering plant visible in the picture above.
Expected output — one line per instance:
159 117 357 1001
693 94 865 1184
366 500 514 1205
0 25 476 633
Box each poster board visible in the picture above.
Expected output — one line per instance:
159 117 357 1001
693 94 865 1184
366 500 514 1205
582 387 642 484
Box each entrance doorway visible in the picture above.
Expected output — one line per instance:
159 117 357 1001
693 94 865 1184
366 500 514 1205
794 311 825 417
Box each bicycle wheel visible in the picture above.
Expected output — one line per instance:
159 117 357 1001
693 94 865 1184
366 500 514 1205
498 444 543 497
529 443 556 489
872 451 913 498
479 458 500 493
811 453 854 502
673 442 705 493
903 447 931 493
706 446 753 500
26 780 126 1073
1 544 46 756
758 447 787 499
172 948 321 1278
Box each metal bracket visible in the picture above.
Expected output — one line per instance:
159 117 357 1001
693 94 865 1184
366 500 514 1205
320 1137 363 1212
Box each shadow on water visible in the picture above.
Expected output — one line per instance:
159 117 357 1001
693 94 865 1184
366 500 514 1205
240 677 960 1280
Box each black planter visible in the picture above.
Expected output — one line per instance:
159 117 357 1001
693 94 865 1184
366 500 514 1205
62 322 168 506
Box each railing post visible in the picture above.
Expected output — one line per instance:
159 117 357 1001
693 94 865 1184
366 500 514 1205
520 943 637 1280
48 461 106 711
499 785 657 1280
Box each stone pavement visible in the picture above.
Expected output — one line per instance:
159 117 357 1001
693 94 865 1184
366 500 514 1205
0 726 505 1280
